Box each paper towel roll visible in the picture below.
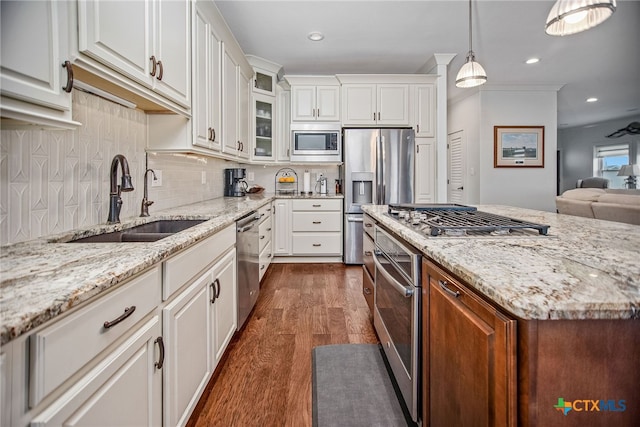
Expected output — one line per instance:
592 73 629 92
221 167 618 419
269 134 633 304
303 171 311 193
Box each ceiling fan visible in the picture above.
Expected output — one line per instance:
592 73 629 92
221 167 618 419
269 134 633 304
606 121 640 138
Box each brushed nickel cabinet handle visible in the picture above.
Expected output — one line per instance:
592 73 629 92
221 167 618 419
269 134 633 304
417 124 420 133
364 223 373 228
260 235 266 239
364 287 372 295
154 337 164 369
312 204 321 207
267 227 272 232
364 251 372 256
62 61 73 93
103 306 136 329
378 112 381 121
261 264 265 270
312 243 321 247
439 280 460 298
156 60 163 80
211 128 216 141
150 56 157 76
312 221 321 224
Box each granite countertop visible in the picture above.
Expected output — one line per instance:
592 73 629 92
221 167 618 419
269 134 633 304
362 204 640 321
274 192 344 199
0 195 277 345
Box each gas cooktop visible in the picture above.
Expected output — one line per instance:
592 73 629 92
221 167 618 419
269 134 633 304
386 204 550 237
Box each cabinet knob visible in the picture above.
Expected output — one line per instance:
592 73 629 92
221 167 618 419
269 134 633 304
62 61 73 93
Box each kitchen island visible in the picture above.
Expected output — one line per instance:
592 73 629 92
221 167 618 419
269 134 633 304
363 204 639 427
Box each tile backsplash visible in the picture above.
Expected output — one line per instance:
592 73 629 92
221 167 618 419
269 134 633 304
1 90 235 246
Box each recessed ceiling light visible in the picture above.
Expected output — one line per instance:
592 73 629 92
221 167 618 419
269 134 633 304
307 32 324 42
586 97 598 103
525 58 540 64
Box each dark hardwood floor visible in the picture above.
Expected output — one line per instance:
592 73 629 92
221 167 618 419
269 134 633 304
188 263 379 427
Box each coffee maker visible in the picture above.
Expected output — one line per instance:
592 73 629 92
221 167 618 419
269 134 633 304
224 168 248 197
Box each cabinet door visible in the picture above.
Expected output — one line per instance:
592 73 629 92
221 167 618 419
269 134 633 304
211 249 237 364
415 139 435 203
253 94 275 160
193 8 216 150
222 48 238 156
426 261 517 427
316 86 340 121
341 84 376 125
78 0 151 86
413 84 435 137
153 0 190 107
377 84 409 125
1 0 71 111
163 273 212 427
30 317 162 427
291 85 316 121
276 88 291 161
273 199 292 255
237 66 251 160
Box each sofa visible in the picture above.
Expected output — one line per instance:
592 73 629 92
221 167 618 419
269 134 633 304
556 188 640 225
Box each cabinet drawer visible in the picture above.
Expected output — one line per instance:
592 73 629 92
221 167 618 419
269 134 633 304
292 198 342 211
259 241 272 281
164 224 235 300
363 231 375 278
257 203 272 222
259 216 272 253
292 212 341 232
363 214 376 239
292 233 342 255
29 265 161 407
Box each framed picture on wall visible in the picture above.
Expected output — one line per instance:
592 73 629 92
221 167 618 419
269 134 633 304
494 126 545 168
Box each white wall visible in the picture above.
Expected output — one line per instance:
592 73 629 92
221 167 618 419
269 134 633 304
0 90 232 245
557 115 640 193
448 86 559 212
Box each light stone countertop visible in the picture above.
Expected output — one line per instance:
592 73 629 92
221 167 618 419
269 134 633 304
0 192 346 345
362 204 640 321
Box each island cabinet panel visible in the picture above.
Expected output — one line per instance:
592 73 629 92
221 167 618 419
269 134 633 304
517 319 640 427
422 259 517 427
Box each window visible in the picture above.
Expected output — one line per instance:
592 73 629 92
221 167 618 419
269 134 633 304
594 144 629 189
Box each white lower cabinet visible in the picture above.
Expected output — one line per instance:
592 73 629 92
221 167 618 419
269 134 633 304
6 225 238 427
273 198 292 256
210 249 237 363
274 198 343 259
30 316 163 427
163 272 212 427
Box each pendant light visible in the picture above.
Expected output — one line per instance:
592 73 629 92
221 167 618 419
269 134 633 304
545 0 616 36
456 0 487 88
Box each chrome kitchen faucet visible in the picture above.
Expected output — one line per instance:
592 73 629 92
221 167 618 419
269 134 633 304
107 154 134 223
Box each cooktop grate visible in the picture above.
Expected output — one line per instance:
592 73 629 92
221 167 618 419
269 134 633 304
387 204 550 237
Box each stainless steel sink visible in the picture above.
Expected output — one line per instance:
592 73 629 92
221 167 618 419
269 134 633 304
68 219 207 243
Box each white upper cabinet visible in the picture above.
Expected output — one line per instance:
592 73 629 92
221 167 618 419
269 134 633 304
341 83 409 126
412 84 435 137
286 76 340 122
222 48 239 156
415 138 436 203
193 5 222 151
77 0 190 108
238 66 251 159
0 0 77 127
291 85 340 121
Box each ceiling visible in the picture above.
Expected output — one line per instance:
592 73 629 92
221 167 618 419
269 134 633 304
215 0 640 129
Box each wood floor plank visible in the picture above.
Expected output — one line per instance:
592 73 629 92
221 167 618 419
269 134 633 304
189 263 378 427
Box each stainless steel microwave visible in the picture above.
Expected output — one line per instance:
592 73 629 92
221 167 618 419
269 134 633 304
290 123 341 162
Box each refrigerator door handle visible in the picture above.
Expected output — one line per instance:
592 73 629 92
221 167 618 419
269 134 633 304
376 134 383 204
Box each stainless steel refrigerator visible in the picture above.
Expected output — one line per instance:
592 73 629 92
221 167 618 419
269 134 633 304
343 128 415 264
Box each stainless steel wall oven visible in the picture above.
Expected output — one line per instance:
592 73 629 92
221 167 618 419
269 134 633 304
373 225 421 423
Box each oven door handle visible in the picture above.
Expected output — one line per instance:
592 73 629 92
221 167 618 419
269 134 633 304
373 254 414 298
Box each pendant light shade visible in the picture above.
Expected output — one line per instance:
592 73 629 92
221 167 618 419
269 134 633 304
545 0 616 36
456 0 487 88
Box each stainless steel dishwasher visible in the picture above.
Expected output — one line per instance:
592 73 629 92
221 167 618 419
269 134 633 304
236 211 260 328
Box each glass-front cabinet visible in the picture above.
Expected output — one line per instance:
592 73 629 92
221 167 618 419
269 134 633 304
253 93 275 160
